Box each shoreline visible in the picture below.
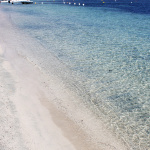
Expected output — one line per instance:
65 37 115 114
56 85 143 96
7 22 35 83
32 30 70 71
0 9 128 150
0 41 100 150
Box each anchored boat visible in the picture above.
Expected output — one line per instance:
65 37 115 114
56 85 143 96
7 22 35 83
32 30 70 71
0 0 8 3
8 0 33 4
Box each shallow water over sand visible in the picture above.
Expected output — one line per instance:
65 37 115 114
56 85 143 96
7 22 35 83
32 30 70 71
1 4 150 149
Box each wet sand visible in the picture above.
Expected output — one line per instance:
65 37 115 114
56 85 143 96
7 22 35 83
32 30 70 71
0 9 127 150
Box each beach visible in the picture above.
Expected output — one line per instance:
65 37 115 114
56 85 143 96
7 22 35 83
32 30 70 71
0 8 129 150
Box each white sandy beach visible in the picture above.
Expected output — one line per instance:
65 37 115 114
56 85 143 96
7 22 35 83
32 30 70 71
0 10 128 150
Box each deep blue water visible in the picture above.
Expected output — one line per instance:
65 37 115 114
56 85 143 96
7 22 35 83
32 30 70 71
1 3 150 150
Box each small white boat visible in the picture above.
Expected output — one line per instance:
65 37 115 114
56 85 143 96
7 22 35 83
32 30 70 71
20 0 33 4
10 0 33 4
1 0 8 4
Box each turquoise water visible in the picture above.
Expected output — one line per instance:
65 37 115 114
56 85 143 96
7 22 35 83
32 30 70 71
1 4 150 149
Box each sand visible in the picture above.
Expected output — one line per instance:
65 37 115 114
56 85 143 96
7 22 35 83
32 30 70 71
0 9 128 150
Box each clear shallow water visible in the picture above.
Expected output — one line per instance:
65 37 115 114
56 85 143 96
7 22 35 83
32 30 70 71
1 4 150 150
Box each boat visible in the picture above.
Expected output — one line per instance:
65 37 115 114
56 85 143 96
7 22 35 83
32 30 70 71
8 0 33 4
0 0 8 3
20 0 33 4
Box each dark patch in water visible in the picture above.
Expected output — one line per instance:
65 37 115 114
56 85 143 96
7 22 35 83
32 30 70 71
108 93 141 113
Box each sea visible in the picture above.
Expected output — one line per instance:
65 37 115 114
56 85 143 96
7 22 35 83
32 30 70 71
0 2 150 150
